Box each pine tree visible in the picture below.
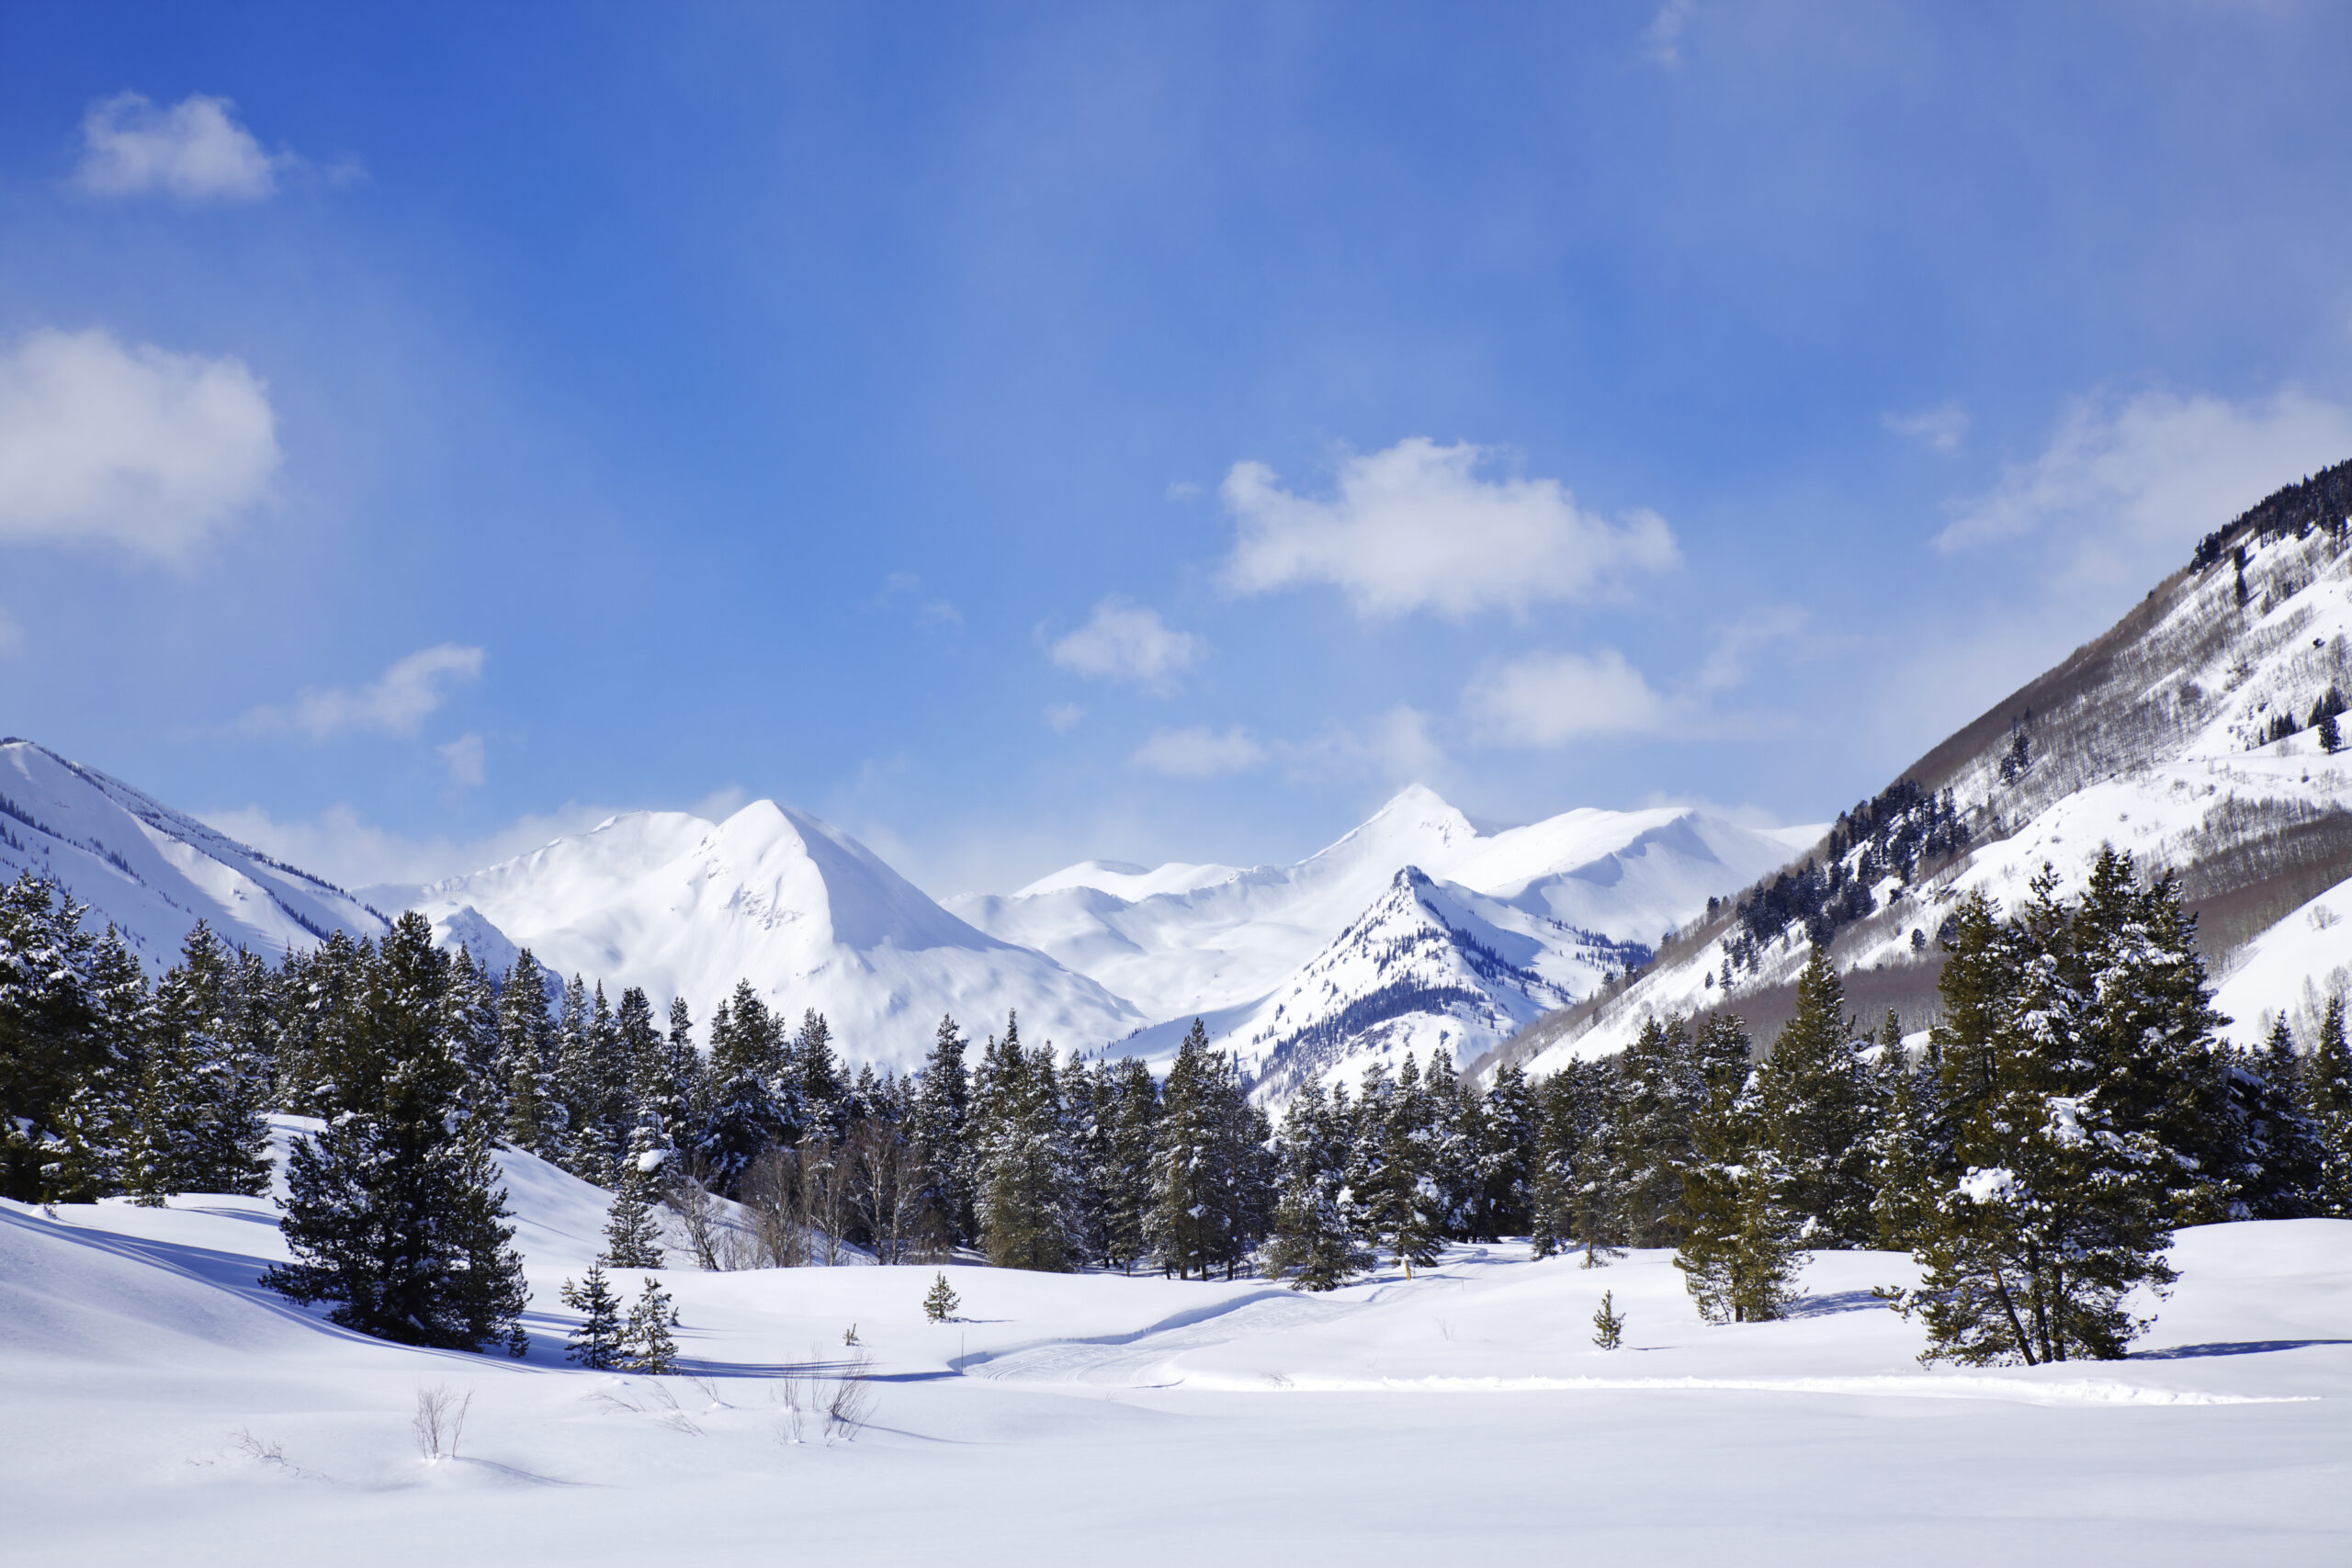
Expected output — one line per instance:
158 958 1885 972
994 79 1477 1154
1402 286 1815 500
1346 1055 1445 1278
910 1014 973 1246
263 914 529 1355
2301 995 2352 1213
560 1262 627 1369
1097 1055 1159 1271
602 1122 669 1268
494 951 558 1157
619 1275 681 1373
1261 1080 1371 1290
0 873 100 1201
1899 868 2190 1364
1755 944 1879 1246
697 982 788 1192
789 1010 844 1142
1674 1037 1807 1324
129 922 272 1201
43 925 151 1201
923 1270 960 1322
1465 1063 1537 1241
273 929 367 1118
1608 1014 1701 1247
1529 1063 1604 1258
974 1017 1080 1271
441 948 503 1112
1149 1020 1227 1278
1591 1289 1625 1349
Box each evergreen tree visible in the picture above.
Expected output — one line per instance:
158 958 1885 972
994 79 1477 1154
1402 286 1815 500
923 1271 960 1322
619 1275 681 1373
128 922 272 1202
1899 870 2191 1364
1529 1063 1603 1258
1261 1080 1371 1290
493 951 558 1157
1346 1055 1445 1278
973 1017 1080 1271
43 925 151 1201
910 1014 973 1246
789 1010 844 1142
697 982 787 1192
1464 1063 1537 1241
1205 1051 1275 1278
602 1122 669 1268
1097 1055 1159 1271
1420 1049 1477 1236
1591 1289 1625 1349
1674 1056 1807 1324
2300 995 2352 1213
0 873 99 1201
441 949 503 1113
1149 1020 1227 1278
1755 945 1879 1246
1608 1014 1701 1247
273 929 367 1117
263 914 529 1355
560 1263 627 1370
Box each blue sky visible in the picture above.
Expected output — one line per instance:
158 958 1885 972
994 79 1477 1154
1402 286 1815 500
6 2 2352 897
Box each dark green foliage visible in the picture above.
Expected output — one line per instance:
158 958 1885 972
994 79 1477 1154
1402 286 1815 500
1262 1080 1371 1291
973 1014 1080 1271
494 950 558 1157
1606 1014 1701 1247
923 1270 960 1322
620 1275 681 1373
127 922 273 1203
910 1014 973 1246
1591 1289 1624 1349
262 914 529 1356
602 1123 668 1269
42 926 150 1202
2303 996 2352 1213
1150 1020 1271 1279
1756 945 1880 1247
1674 1047 1807 1324
0 874 100 1201
561 1262 627 1369
1345 1055 1445 1278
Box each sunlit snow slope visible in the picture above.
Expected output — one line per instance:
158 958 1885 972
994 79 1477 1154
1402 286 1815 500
1506 485 2352 1075
368 800 1148 1070
0 739 388 972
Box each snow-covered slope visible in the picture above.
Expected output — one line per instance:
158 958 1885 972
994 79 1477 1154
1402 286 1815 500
370 801 1148 1070
0 739 388 972
1507 486 2352 1076
956 785 1810 1028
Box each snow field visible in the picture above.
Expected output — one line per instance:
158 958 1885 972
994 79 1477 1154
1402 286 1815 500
4 1132 2348 1565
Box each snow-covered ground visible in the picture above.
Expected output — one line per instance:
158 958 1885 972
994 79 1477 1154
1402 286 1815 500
6 1128 2346 1564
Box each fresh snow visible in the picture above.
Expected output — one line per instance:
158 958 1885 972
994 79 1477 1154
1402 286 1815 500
6 1125 2346 1564
0 739 388 972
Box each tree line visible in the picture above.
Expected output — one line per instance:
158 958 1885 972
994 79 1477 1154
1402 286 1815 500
6 843 2347 1367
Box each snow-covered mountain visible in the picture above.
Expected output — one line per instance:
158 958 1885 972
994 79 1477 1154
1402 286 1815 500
956 785 1816 1093
0 739 388 972
364 800 1148 1072
1498 468 2352 1077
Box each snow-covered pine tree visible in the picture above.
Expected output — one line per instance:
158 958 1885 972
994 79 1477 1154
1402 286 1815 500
272 929 367 1118
789 1010 844 1143
974 1020 1080 1271
1465 1063 1537 1241
638 994 701 1153
560 1262 627 1369
1673 1052 1807 1324
1421 1049 1477 1236
697 981 788 1193
619 1275 681 1373
1149 1020 1226 1278
603 1122 669 1268
1346 1055 1445 1279
1528 1062 1600 1258
1063 1055 1113 1267
130 921 273 1202
43 924 151 1201
1097 1055 1159 1272
264 913 529 1355
1205 1049 1275 1279
0 873 100 1201
910 1014 974 1247
923 1270 960 1322
440 948 503 1111
494 950 559 1157
1901 868 2189 1364
2304 996 2352 1213
1755 944 1880 1247
1608 1013 1702 1247
1261 1080 1372 1291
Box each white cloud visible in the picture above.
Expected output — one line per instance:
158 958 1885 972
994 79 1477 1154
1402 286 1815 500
1045 702 1086 733
1935 386 2352 587
74 92 281 202
1131 725 1268 778
1050 597 1204 691
1464 649 1673 748
436 733 486 788
1696 604 1810 692
1883 400 1970 453
0 327 280 559
1642 0 1693 68
1285 705 1453 791
241 644 485 740
1220 437 1679 619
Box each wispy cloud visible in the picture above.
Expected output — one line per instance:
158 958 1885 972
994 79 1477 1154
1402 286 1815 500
1221 437 1679 619
436 732 486 788
1050 597 1204 692
73 93 286 202
1464 648 1674 747
240 644 485 740
1045 702 1086 733
1641 0 1693 69
0 327 279 559
1131 725 1267 777
1883 400 1970 453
